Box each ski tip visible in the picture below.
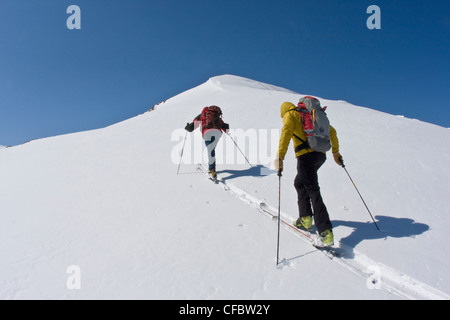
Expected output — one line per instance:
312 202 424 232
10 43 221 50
259 202 273 212
312 245 341 258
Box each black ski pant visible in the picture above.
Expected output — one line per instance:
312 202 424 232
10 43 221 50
294 152 332 234
204 129 222 172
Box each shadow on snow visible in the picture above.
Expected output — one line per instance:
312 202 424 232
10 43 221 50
218 165 275 181
333 215 430 258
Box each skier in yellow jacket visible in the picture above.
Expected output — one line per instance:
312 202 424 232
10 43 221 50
274 100 344 246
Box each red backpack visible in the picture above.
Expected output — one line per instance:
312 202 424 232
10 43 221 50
200 106 223 130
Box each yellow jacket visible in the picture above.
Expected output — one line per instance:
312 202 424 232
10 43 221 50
278 102 339 160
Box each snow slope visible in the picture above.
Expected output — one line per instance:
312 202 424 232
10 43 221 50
1 75 449 300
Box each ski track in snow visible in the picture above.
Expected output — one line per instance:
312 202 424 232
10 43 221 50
211 170 450 300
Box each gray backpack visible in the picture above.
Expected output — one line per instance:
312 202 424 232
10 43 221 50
294 96 331 153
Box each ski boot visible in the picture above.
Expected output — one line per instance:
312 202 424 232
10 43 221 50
209 169 217 179
294 216 313 231
319 229 334 247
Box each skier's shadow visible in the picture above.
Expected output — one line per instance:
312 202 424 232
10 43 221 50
219 165 275 181
334 215 429 256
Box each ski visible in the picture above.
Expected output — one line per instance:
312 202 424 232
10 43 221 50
210 173 219 184
196 165 229 191
259 202 341 259
312 244 341 259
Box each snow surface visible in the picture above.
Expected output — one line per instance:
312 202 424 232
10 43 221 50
1 74 449 300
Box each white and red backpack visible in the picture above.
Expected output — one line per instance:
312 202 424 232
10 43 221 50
295 96 331 153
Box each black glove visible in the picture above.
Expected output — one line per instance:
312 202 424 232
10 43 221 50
222 123 230 132
333 152 344 167
185 122 194 132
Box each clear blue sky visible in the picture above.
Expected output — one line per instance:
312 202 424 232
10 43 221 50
1 0 449 146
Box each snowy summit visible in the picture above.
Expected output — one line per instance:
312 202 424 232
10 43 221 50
0 75 449 300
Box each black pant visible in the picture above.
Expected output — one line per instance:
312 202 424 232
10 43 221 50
204 130 222 171
294 152 332 234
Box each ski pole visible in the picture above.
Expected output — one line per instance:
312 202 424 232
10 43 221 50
176 131 188 175
276 170 282 266
225 132 252 167
341 163 380 230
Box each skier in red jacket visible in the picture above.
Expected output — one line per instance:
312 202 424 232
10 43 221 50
185 106 229 177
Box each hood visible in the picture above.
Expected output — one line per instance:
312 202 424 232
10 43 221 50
280 102 297 118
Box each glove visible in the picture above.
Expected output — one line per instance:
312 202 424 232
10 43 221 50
274 157 283 173
185 122 194 132
222 123 230 133
333 152 344 167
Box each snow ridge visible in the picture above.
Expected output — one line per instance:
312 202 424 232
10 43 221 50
208 75 297 94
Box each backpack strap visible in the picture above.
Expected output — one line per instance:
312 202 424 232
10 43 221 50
293 133 310 153
293 112 311 152
289 108 312 153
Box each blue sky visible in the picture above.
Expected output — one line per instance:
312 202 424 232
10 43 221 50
1 0 449 146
